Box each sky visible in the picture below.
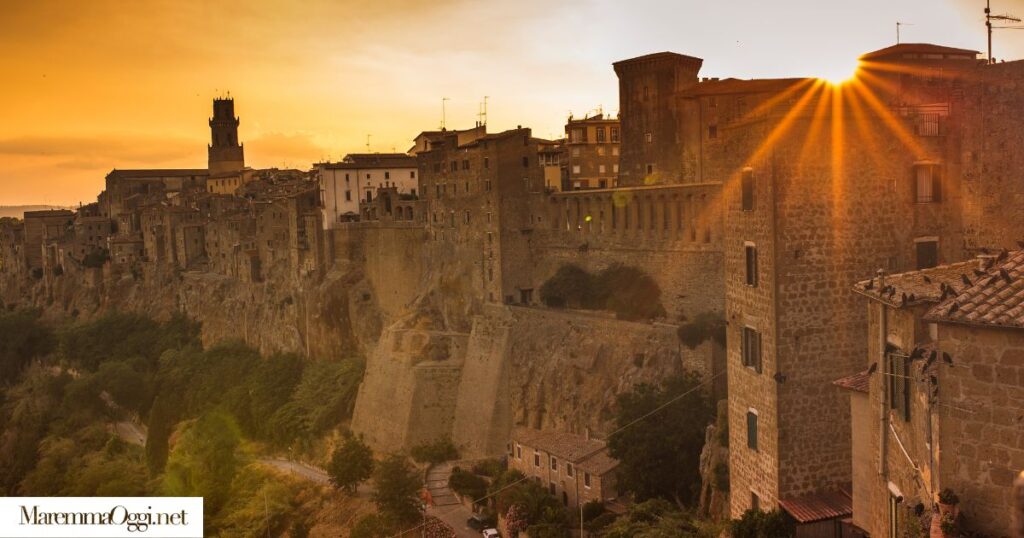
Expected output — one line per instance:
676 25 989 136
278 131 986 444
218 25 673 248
0 0 1019 206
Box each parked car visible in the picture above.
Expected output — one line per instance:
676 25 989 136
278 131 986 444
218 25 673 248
482 529 500 538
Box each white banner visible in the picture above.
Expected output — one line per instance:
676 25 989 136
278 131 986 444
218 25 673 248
0 497 203 537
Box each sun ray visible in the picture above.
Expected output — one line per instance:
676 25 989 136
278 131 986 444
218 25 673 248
847 78 927 157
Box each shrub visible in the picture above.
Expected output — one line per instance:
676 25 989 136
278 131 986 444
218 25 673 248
82 249 110 269
539 264 594 309
410 438 459 464
730 509 795 538
677 311 727 349
449 467 487 501
0 309 55 382
581 500 605 522
471 458 505 478
938 487 960 505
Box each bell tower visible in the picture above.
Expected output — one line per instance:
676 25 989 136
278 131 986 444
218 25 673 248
208 97 245 175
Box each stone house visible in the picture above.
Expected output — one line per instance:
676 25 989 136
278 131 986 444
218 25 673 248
564 114 620 190
509 428 620 510
840 251 1024 537
318 153 419 229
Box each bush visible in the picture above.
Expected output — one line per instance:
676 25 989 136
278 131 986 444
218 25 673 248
938 487 960 505
730 509 795 538
410 438 459 464
539 264 594 308
581 500 605 522
677 311 727 349
538 263 666 321
471 458 505 478
449 467 488 501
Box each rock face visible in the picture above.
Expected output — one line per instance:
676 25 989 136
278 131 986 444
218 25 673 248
353 303 722 459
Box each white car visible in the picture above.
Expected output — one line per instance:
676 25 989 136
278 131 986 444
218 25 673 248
482 529 500 538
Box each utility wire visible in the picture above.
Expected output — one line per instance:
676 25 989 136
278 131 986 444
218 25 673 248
388 369 726 537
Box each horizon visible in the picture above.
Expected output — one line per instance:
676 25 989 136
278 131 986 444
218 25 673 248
1 0 1018 205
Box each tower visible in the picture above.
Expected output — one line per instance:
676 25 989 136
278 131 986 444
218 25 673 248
208 97 245 175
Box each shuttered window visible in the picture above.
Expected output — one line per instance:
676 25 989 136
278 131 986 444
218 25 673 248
747 411 759 450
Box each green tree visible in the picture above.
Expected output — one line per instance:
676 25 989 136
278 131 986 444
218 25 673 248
371 454 423 526
539 264 595 308
0 310 54 382
349 513 397 538
162 411 242 514
410 438 459 464
730 509 795 538
327 434 374 494
608 371 712 506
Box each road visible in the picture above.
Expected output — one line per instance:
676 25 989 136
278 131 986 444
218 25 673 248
426 461 480 538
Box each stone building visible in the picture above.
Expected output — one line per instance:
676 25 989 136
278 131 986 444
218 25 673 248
418 127 545 305
613 52 703 186
102 169 208 221
208 97 245 176
0 218 26 280
537 138 565 193
841 250 1024 537
564 114 620 190
509 428 620 509
22 209 74 272
318 153 418 229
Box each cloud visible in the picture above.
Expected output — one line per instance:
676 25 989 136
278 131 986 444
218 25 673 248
0 134 202 165
245 131 329 168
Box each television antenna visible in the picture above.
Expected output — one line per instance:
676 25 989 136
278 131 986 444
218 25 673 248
986 0 1021 64
441 97 450 130
896 21 913 44
477 96 489 127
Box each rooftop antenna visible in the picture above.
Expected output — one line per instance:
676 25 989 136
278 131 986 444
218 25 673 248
366 134 371 152
986 0 1021 64
896 21 913 44
441 97 450 130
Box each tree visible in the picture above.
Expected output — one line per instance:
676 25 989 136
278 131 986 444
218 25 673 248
371 454 423 526
162 411 242 514
0 310 54 382
608 371 713 506
410 438 459 465
327 434 374 494
676 312 727 349
730 509 795 538
593 264 666 321
539 264 595 308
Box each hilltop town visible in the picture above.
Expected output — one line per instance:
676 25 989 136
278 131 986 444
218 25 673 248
3 43 1024 537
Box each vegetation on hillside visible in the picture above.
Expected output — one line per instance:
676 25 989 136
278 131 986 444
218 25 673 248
540 263 667 321
608 371 714 507
0 310 366 535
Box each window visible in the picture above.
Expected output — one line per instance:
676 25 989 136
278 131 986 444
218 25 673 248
571 147 581 157
522 156 530 168
751 492 760 512
484 157 490 169
747 410 758 450
534 452 540 467
745 243 758 286
612 146 619 156
584 472 592 488
410 171 416 178
742 327 762 372
597 146 605 156
485 180 492 191
613 164 619 173
550 456 558 471
571 128 584 143
345 190 351 202
462 160 469 170
596 127 606 142
646 164 654 175
566 463 574 477
516 444 522 459
645 132 652 143
464 210 470 224
888 348 911 421
741 168 754 211
385 171 390 180
450 161 457 172
599 165 606 174
643 85 649 99
708 125 718 139
914 164 942 203
366 173 371 180
915 239 938 270
611 128 620 143
573 165 581 175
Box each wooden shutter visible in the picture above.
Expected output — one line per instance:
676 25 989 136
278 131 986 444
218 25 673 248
932 165 943 203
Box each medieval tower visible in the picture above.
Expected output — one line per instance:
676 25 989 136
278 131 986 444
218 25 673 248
208 97 245 175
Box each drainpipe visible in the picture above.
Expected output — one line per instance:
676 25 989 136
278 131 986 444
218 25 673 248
878 269 889 478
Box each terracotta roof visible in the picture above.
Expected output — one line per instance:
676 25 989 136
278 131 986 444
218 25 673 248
852 260 978 308
322 154 416 170
860 43 980 61
779 490 853 523
513 428 619 476
683 77 810 97
832 370 870 393
924 250 1024 330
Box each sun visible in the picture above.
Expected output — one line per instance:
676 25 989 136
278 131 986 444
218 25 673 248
820 58 861 86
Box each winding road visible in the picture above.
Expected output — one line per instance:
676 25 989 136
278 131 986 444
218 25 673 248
426 461 480 538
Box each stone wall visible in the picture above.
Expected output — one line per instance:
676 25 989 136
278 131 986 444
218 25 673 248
937 323 1024 537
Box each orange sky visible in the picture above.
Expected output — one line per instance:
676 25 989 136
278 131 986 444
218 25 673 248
0 0 1017 205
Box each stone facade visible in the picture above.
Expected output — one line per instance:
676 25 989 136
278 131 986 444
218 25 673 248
564 114 620 190
509 428 620 509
